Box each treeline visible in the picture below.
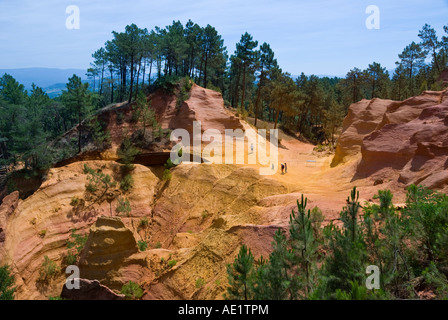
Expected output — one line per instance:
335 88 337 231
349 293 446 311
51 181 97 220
226 185 448 300
88 21 448 144
1 21 448 174
87 21 227 105
87 20 346 143
0 73 106 173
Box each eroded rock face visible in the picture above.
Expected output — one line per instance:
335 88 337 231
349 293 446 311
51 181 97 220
55 84 245 165
0 191 19 243
360 101 448 188
331 99 393 166
61 278 125 300
0 161 159 299
169 84 244 135
78 216 138 283
0 159 338 300
333 89 448 190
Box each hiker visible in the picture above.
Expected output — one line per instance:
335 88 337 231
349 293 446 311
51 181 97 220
284 162 287 173
281 163 285 174
250 143 254 154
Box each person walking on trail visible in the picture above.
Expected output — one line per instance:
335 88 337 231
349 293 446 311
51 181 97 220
281 163 285 174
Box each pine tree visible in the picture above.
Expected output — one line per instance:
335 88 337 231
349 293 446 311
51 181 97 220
254 43 277 126
289 195 320 298
225 244 255 300
61 75 93 154
318 187 368 297
418 24 441 73
0 265 16 300
396 42 426 96
235 33 258 110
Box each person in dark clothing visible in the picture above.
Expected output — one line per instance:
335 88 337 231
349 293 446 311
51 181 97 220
281 163 285 174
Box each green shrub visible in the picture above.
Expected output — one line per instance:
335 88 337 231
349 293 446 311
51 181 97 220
70 196 81 207
162 169 172 181
0 265 16 300
138 240 148 252
65 229 88 265
154 242 162 249
121 281 144 300
139 217 149 228
85 182 98 193
116 197 131 216
201 210 210 222
83 164 117 202
196 278 206 288
64 251 77 266
120 174 134 192
38 256 61 282
168 260 177 268
39 229 47 238
117 137 139 172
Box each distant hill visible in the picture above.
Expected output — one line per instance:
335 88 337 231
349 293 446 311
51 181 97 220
0 67 88 97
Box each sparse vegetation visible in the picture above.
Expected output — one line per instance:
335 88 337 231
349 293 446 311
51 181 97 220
38 256 61 282
38 229 47 238
116 197 131 216
70 196 81 207
168 260 177 268
139 217 149 228
154 242 162 249
83 164 117 203
120 174 134 192
137 240 148 252
176 76 193 108
117 136 139 172
226 185 448 300
0 265 16 300
65 229 88 265
121 281 144 300
196 277 206 288
201 210 210 222
162 169 172 181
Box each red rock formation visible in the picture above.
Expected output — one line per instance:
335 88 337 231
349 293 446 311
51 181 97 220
331 98 393 166
60 278 125 300
168 84 243 134
333 89 448 190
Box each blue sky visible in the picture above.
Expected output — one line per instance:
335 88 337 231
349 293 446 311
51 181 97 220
0 0 447 76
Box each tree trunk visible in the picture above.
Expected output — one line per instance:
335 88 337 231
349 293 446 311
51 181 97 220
240 64 246 109
135 58 142 100
148 60 153 86
433 49 440 73
203 52 208 88
254 72 264 126
99 65 105 96
110 68 114 104
141 59 146 89
128 55 135 104
78 109 82 154
274 108 280 129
